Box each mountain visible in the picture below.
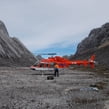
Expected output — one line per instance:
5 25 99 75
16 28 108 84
0 20 36 66
73 23 109 67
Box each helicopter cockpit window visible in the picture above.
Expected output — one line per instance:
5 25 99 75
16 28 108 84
39 64 44 67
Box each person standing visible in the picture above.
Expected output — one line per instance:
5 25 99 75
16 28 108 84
54 63 59 77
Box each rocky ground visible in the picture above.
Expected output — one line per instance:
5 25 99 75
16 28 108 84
0 67 109 109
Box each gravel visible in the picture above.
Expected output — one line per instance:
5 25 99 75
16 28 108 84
0 67 109 109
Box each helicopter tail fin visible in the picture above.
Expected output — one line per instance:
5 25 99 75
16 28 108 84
89 54 95 68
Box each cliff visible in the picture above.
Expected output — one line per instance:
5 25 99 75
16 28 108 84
74 23 109 67
0 20 36 66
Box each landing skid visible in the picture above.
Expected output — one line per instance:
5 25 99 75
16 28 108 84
31 67 54 71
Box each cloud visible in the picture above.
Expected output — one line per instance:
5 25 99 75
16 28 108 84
0 0 109 52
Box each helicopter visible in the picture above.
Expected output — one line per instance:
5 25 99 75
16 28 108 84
30 54 95 70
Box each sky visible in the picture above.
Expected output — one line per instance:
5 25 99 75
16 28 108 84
0 0 109 57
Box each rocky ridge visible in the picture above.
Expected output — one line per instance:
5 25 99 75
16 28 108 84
74 23 109 67
0 20 36 66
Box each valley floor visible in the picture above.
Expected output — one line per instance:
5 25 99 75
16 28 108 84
0 67 109 109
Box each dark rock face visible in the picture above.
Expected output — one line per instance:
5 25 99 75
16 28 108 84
74 23 109 67
0 20 36 66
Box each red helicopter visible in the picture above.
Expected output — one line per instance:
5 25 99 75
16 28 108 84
30 54 95 70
